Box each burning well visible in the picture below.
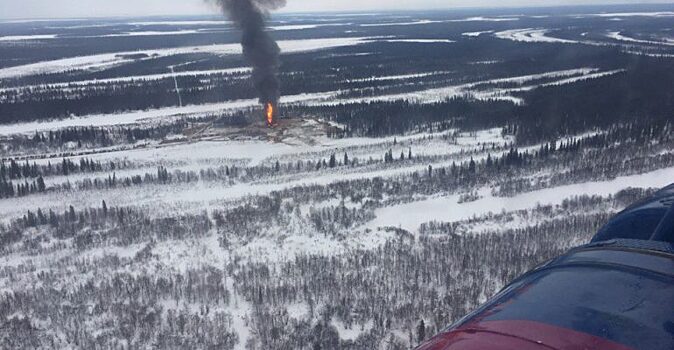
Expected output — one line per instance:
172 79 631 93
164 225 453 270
265 102 275 126
211 0 284 126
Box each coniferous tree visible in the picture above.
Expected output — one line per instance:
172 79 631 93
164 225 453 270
36 176 46 192
417 319 426 343
329 154 336 168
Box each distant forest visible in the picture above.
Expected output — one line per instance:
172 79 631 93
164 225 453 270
292 57 673 143
2 49 671 144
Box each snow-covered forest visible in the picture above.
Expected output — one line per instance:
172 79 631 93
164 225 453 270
0 4 673 349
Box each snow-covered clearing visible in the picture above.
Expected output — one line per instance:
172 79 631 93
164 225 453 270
536 69 624 86
0 29 230 40
269 24 321 30
587 11 674 18
0 34 58 41
343 71 452 83
236 232 347 263
150 233 229 273
360 20 445 27
470 60 501 65
226 275 253 350
448 16 519 22
493 28 579 44
334 319 374 341
378 39 456 43
358 16 517 27
0 18 91 24
126 20 230 26
269 23 350 31
367 166 674 233
606 31 674 46
462 30 494 37
96 30 207 37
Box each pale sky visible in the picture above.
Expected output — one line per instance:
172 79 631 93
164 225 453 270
0 0 670 20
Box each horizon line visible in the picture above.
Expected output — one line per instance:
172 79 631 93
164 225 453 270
0 1 672 21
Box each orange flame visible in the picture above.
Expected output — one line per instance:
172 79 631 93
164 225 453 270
266 103 274 126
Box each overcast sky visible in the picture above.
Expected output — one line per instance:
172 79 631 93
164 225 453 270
0 0 670 20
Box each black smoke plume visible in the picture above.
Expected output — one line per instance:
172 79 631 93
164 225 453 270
211 0 285 106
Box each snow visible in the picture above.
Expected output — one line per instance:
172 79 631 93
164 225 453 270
0 29 229 40
98 30 206 37
319 52 375 58
126 20 230 26
225 272 252 350
359 16 517 27
343 71 452 83
379 39 456 43
537 69 625 86
494 28 579 44
0 18 91 24
78 244 145 261
269 24 320 30
588 12 674 18
360 20 445 27
470 60 500 65
269 23 349 31
448 16 519 22
285 302 309 319
236 234 344 263
333 319 373 341
0 248 62 270
605 31 674 46
462 30 494 37
367 166 674 233
483 68 595 84
620 50 674 58
0 34 58 41
151 234 229 273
